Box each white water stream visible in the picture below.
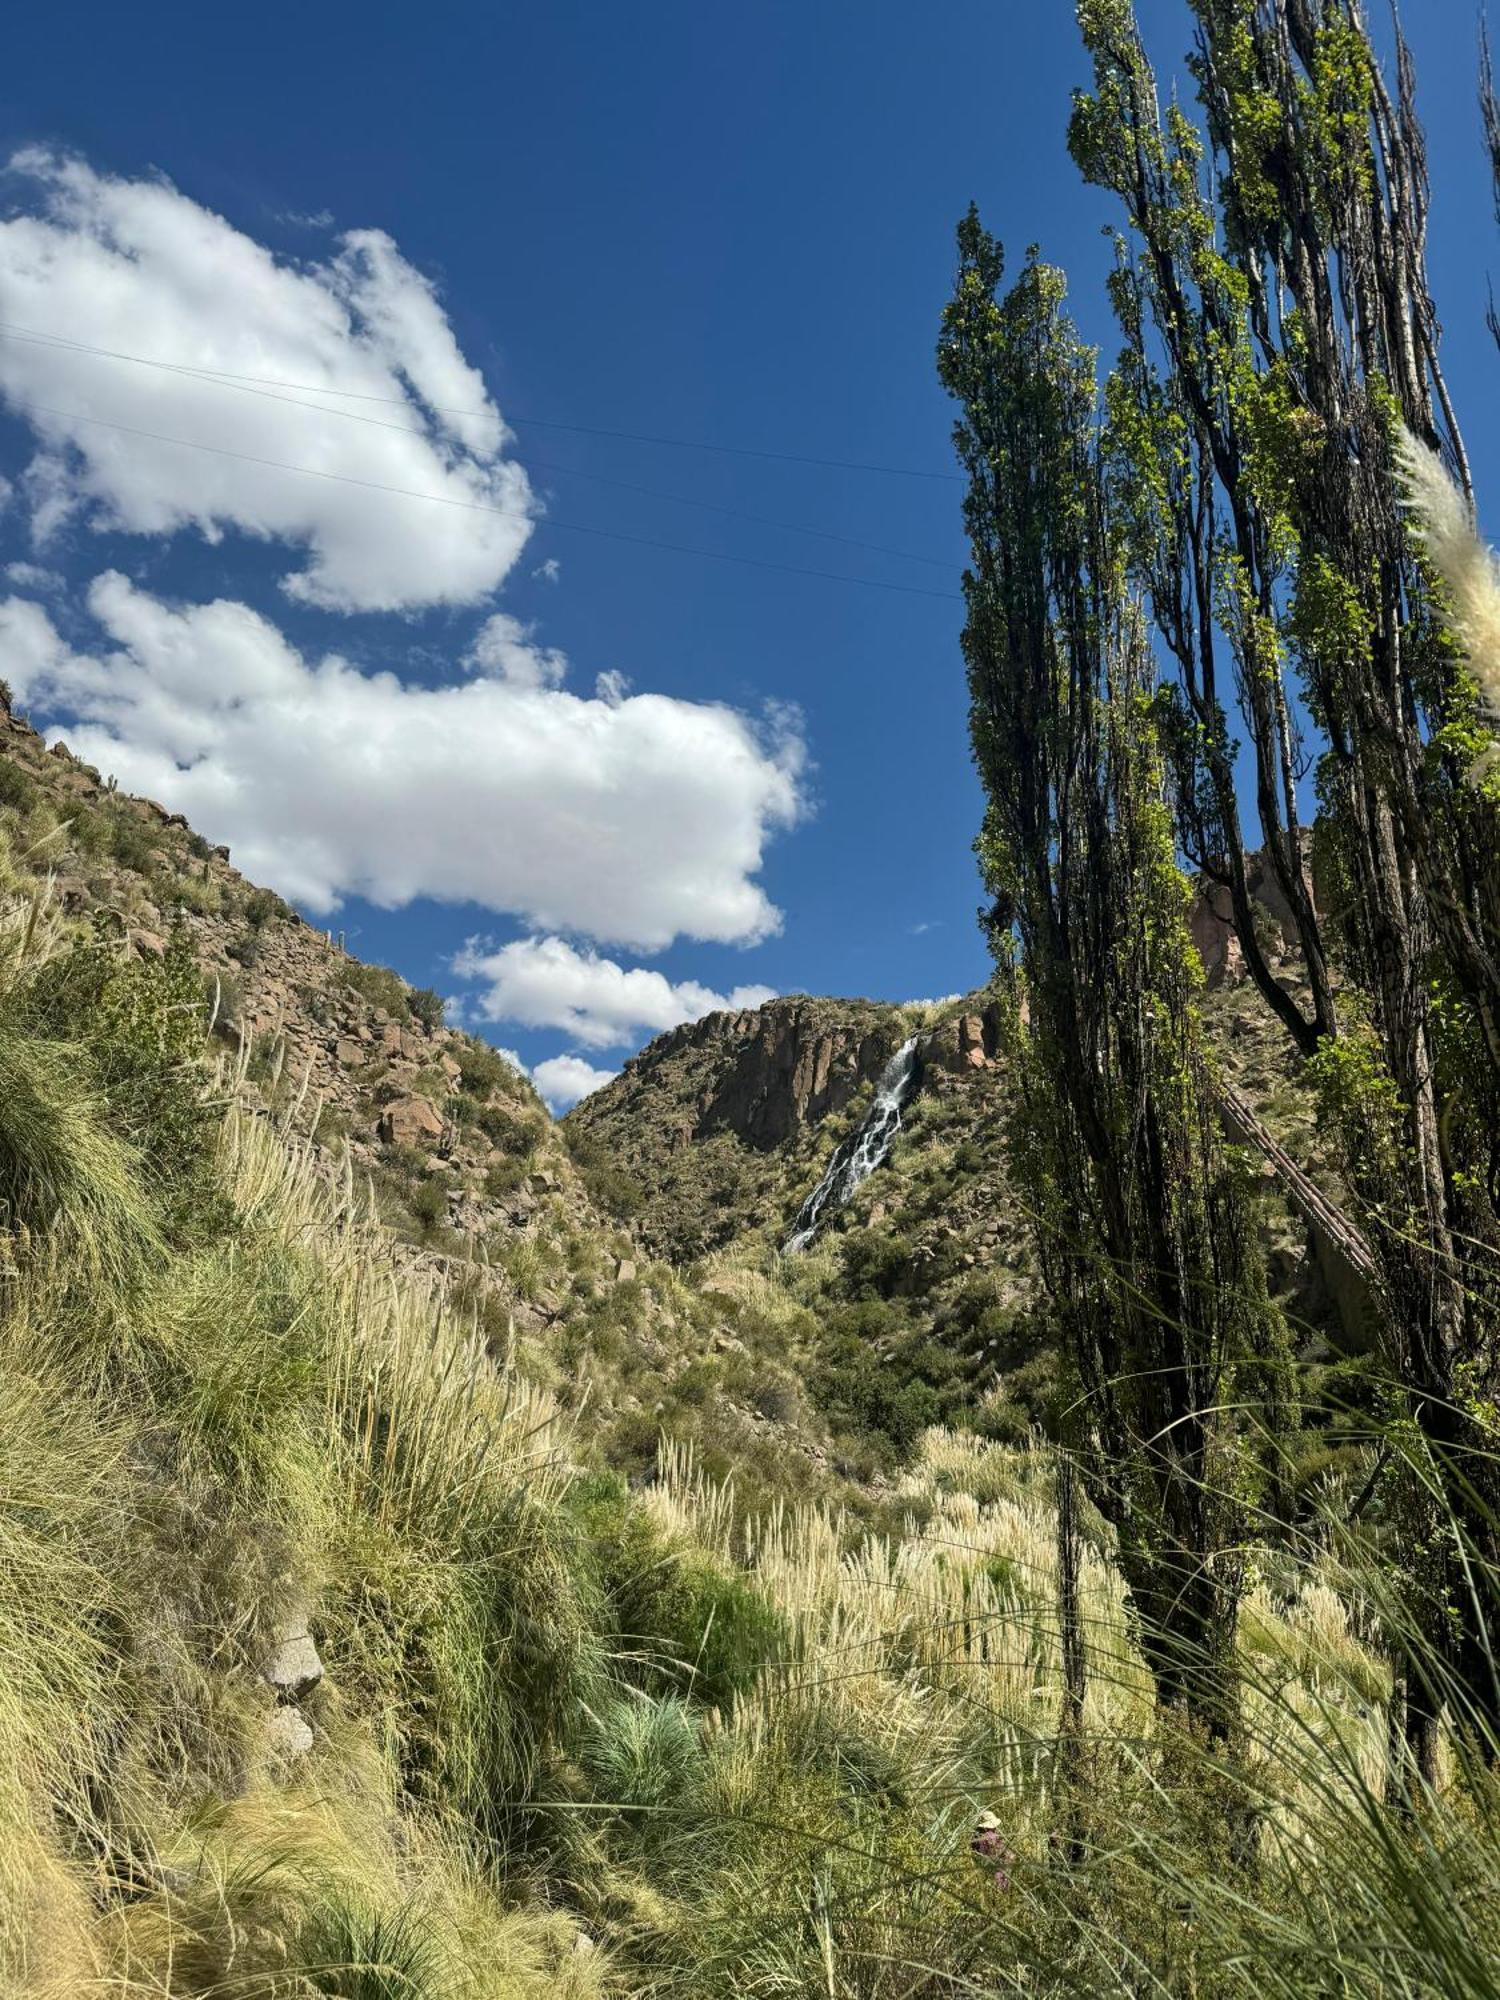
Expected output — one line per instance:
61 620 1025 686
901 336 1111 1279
783 1037 921 1253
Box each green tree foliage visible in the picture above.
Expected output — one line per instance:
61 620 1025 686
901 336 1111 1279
939 221 1290 1737
1071 0 1500 1770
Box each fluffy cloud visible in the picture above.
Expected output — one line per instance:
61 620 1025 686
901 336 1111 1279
463 611 566 689
0 150 535 611
3 560 60 591
0 577 806 949
531 1053 617 1114
453 933 776 1047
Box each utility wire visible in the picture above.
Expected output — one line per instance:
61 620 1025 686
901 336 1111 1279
23 401 964 603
0 320 962 483
0 322 955 570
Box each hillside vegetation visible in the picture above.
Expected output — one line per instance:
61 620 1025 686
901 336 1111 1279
0 850 1495 1997
1 721 1499 1996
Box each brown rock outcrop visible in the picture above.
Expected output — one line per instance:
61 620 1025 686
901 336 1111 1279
378 1096 444 1149
1189 882 1244 990
696 1003 896 1149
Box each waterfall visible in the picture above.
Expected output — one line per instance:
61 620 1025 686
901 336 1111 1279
783 1037 921 1253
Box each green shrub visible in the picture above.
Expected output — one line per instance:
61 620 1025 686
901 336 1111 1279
406 1176 450 1238
484 1155 529 1199
408 987 444 1032
456 1039 517 1098
0 1007 160 1288
20 919 219 1235
580 1692 704 1842
340 959 411 1021
244 884 290 928
574 1486 783 1710
565 1128 645 1218
105 809 157 873
66 803 107 857
293 1898 442 1999
165 870 222 917
838 1228 914 1300
0 760 35 814
460 1098 535 1152
808 1302 967 1466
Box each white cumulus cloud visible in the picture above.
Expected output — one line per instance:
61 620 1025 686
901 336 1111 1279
464 610 567 689
0 578 806 949
452 932 777 1047
531 1053 617 1113
0 149 535 611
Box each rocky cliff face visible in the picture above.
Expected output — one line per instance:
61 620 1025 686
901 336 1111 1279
625 997 903 1150
568 994 935 1260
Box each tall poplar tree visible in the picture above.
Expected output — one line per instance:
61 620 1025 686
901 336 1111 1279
939 225 1288 1741
1068 0 1500 1768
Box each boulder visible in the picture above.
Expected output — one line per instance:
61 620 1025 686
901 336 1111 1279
923 1021 969 1075
333 1037 363 1068
128 929 167 961
956 1014 990 1070
379 1096 444 1149
264 1625 323 1701
614 1257 639 1284
1188 882 1245 989
263 1706 314 1760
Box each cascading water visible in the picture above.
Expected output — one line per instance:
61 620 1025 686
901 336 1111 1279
783 1037 921 1253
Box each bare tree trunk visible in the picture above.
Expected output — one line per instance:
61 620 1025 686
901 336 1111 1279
1055 1451 1087 1866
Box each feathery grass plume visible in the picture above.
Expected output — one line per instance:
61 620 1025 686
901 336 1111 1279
1399 427 1500 777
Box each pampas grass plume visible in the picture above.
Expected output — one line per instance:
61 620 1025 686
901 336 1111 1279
1398 427 1500 777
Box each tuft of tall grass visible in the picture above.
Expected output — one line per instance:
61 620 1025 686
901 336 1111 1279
0 1003 162 1291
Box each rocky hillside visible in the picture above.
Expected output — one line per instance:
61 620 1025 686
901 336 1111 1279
0 692 576 1265
567 995 912 1261
0 678 1424 1997
568 874 1369 1467
0 692 854 1497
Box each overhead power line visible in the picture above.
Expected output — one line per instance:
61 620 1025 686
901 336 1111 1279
24 401 965 604
0 320 962 483
0 322 955 571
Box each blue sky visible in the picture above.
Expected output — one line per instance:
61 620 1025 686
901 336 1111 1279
0 2 1495 1108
